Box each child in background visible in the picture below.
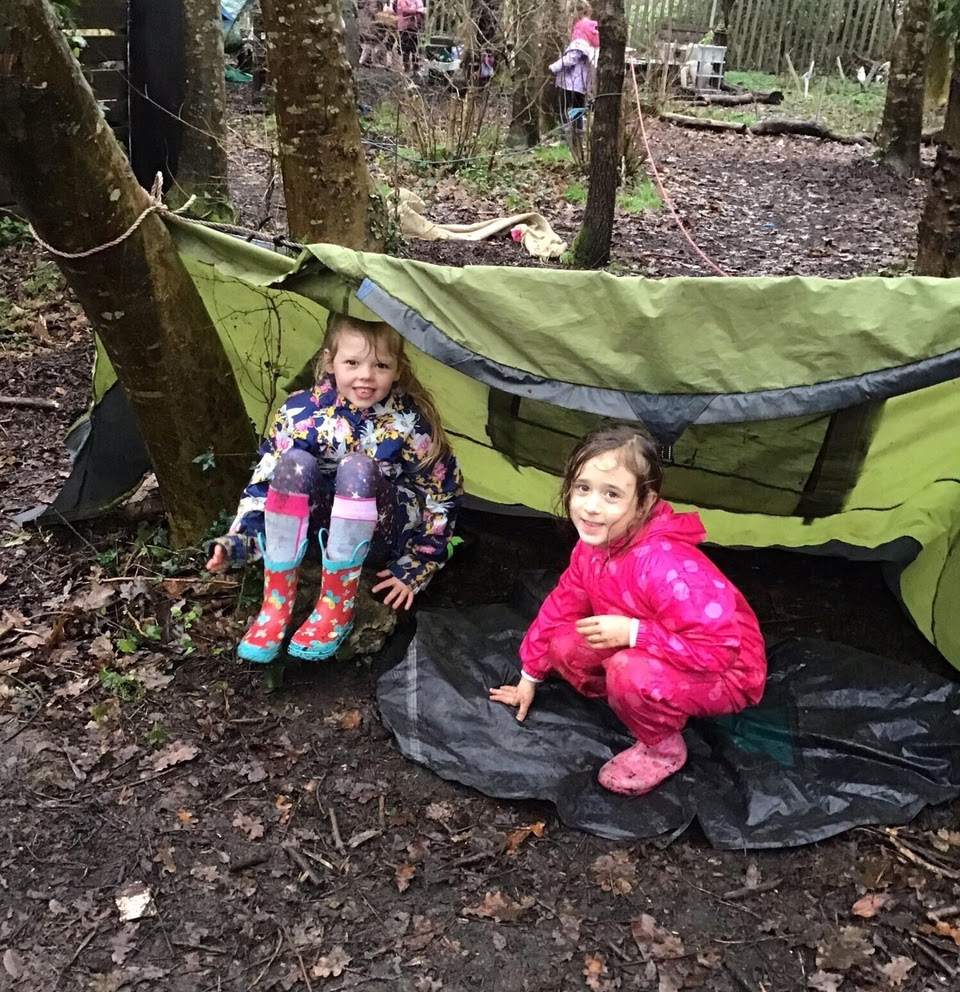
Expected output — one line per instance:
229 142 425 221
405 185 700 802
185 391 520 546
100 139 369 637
395 0 425 73
549 17 600 128
490 423 766 796
206 316 463 664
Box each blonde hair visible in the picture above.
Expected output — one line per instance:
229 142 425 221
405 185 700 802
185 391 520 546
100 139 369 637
319 314 452 466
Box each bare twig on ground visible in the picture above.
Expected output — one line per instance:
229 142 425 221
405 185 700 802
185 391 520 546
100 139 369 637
329 805 346 855
722 878 782 900
0 395 60 410
283 843 324 886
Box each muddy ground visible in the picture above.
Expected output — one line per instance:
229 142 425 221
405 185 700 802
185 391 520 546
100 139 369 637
0 81 958 992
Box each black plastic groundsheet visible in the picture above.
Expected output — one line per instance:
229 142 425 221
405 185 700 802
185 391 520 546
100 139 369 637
376 605 960 849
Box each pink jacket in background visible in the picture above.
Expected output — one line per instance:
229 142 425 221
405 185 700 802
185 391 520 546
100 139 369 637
395 0 424 32
520 501 767 711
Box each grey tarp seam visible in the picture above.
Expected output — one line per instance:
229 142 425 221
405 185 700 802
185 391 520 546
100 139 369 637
356 278 960 440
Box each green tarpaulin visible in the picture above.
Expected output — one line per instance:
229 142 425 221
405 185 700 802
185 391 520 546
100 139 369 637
70 217 960 668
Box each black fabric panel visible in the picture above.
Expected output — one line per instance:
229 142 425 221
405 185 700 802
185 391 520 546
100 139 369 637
129 0 185 189
15 383 151 525
376 599 960 849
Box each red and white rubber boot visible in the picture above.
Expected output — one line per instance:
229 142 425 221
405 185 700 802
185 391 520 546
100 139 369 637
597 731 688 796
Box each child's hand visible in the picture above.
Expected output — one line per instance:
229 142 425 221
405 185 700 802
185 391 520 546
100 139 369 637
372 571 414 611
489 679 537 721
205 543 229 574
576 615 632 650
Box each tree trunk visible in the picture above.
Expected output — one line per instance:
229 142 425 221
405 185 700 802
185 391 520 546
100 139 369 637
570 0 626 269
539 0 567 133
925 26 954 110
260 0 380 247
0 0 256 546
876 0 933 177
916 33 960 275
508 0 540 148
171 0 236 221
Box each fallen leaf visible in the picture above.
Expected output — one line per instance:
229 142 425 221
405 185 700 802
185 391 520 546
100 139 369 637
931 828 960 852
505 821 545 855
176 810 196 829
324 709 362 729
241 760 267 783
110 923 139 964
463 891 536 923
404 914 444 952
395 863 416 892
815 927 875 972
590 850 637 895
492 931 507 951
348 828 381 849
425 801 456 823
69 581 117 612
147 742 199 774
807 971 843 992
879 955 916 986
115 881 155 921
3 948 24 979
233 811 265 841
311 945 351 979
921 919 960 946
744 861 761 888
414 978 443 992
583 953 607 991
630 914 685 961
275 794 293 824
149 845 175 874
852 892 895 918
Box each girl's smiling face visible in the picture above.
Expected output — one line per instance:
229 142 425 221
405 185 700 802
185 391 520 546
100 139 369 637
323 328 400 409
568 452 646 547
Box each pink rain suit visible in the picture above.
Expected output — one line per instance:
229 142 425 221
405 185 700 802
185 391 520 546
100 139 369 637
519 501 767 744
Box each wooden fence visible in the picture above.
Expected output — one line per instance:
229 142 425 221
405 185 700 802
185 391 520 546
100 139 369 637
625 0 897 73
0 0 129 209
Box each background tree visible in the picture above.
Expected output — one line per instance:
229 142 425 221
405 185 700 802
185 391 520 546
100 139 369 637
170 0 236 219
570 0 626 268
260 0 382 247
508 0 541 148
0 0 256 545
877 0 934 176
916 23 960 274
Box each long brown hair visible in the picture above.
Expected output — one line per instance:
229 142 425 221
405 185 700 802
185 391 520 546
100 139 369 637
319 314 453 466
559 422 663 543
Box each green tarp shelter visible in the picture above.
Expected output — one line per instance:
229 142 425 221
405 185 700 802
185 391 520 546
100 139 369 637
41 217 960 668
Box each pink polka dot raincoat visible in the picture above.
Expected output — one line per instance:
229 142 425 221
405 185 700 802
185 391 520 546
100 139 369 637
519 501 767 744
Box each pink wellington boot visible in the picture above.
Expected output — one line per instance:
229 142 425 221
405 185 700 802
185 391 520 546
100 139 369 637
597 732 688 797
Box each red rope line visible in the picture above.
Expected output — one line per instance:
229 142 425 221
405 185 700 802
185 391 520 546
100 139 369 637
629 64 730 277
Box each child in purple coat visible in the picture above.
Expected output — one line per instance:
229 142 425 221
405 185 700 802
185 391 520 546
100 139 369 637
549 18 600 126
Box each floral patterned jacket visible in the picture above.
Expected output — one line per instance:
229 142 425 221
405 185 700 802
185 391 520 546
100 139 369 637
226 375 463 592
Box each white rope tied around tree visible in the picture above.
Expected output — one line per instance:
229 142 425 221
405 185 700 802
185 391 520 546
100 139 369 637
28 173 196 260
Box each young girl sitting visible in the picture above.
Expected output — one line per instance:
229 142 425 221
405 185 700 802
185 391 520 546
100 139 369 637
490 423 766 796
206 316 464 664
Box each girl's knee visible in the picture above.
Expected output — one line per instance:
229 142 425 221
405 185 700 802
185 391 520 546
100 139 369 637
335 453 380 497
273 449 318 493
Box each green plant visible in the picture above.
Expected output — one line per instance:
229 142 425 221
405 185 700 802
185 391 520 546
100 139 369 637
533 143 572 165
617 177 662 213
564 182 587 205
171 602 202 655
22 262 63 299
0 215 29 248
146 722 170 747
98 668 144 701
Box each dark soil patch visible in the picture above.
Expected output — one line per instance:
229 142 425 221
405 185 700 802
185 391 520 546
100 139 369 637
0 89 957 992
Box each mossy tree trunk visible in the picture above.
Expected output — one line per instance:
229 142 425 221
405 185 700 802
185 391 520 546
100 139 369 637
917 31 960 274
877 0 933 176
170 0 236 221
0 0 256 546
260 0 382 248
570 0 625 269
